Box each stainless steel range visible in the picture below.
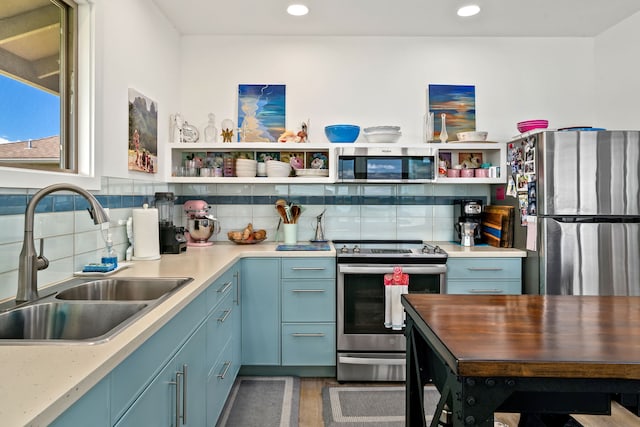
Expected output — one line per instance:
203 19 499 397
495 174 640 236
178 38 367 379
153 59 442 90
334 239 447 382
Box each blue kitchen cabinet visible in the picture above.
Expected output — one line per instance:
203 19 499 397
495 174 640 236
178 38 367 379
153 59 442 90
241 257 281 365
110 296 206 423
446 257 522 295
115 325 207 427
281 257 336 366
52 263 242 427
49 376 110 427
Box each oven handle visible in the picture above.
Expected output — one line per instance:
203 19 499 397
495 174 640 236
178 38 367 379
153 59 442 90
338 355 406 366
338 264 446 275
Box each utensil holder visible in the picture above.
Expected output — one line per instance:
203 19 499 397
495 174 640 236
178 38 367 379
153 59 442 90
283 224 297 245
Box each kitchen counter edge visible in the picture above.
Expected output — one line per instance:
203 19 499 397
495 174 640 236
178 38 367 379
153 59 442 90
0 243 335 426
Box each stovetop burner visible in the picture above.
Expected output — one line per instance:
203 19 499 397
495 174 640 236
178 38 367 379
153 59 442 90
333 239 447 264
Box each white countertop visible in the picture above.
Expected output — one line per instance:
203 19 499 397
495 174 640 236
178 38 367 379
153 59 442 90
435 242 526 258
0 241 523 426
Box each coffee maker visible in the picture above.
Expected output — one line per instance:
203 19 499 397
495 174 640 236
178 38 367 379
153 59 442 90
453 199 483 244
155 192 187 254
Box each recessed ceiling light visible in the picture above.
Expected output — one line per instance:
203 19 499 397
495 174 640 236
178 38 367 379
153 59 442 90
457 4 480 17
287 4 309 16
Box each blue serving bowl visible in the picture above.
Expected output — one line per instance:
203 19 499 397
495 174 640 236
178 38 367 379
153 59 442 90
324 124 360 143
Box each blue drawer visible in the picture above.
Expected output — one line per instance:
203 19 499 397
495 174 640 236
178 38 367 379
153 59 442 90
446 280 522 295
447 258 521 280
282 258 335 279
206 266 236 312
206 289 234 369
207 341 235 425
282 279 335 322
281 323 335 366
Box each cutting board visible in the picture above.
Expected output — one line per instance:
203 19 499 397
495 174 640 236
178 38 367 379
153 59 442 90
276 243 331 251
482 205 514 248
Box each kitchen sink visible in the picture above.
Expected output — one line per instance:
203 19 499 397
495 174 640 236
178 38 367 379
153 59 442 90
0 276 194 344
55 277 193 301
0 302 148 342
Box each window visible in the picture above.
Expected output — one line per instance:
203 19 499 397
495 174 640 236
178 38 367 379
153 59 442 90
0 0 77 172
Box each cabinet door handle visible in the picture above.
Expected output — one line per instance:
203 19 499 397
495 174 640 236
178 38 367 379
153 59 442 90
181 364 188 425
217 309 232 323
291 289 325 293
469 289 504 293
217 281 232 294
170 371 182 427
291 333 326 337
291 267 325 271
467 267 503 271
234 271 240 306
217 361 232 379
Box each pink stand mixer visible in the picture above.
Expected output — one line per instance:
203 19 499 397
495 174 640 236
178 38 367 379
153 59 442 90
184 200 220 246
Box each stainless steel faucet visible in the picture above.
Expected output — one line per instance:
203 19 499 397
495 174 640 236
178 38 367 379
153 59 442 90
17 183 110 303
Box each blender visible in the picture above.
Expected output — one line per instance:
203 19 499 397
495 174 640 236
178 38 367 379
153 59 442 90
155 192 187 254
184 200 220 246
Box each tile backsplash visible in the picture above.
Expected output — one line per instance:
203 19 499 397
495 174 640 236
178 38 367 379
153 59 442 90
0 178 488 300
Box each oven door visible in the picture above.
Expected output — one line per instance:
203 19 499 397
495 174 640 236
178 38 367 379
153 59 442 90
337 263 445 352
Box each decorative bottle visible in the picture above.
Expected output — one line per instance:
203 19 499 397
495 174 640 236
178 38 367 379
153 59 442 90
439 113 448 143
204 113 218 143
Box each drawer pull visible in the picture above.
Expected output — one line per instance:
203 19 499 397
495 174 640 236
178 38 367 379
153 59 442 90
291 289 325 293
217 281 233 294
217 361 232 379
291 267 326 271
217 309 231 323
466 267 503 271
469 289 505 293
291 333 326 337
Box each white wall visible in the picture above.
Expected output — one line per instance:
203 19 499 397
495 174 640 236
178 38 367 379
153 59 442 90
178 35 596 143
595 12 640 129
98 0 181 179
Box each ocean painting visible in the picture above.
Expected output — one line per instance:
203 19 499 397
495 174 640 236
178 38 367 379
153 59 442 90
428 84 476 140
238 84 286 142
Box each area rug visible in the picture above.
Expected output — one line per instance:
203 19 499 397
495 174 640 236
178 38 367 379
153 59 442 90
217 376 300 427
322 385 440 426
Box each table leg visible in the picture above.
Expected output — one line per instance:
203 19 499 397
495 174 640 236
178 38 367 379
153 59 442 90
406 316 428 427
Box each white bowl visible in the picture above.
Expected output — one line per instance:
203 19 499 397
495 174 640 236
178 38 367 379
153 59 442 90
363 132 402 143
266 168 291 177
266 160 291 177
363 125 401 134
266 159 290 168
456 131 488 141
236 158 257 166
235 169 257 177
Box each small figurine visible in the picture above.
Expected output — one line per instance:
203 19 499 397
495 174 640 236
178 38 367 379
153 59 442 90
297 120 309 142
221 119 235 143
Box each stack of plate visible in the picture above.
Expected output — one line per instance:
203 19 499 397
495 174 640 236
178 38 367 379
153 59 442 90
235 158 257 177
266 160 292 177
295 169 329 177
363 126 402 143
517 120 548 134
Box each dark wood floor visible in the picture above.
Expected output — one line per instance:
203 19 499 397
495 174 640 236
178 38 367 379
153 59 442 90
297 378 640 427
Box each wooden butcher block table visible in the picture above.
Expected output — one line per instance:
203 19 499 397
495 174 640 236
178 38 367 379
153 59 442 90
402 294 640 426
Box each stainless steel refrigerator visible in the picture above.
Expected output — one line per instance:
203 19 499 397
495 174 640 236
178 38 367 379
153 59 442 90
495 130 640 295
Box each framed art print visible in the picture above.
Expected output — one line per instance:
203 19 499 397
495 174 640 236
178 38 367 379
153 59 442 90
428 84 476 139
128 88 158 173
238 84 286 142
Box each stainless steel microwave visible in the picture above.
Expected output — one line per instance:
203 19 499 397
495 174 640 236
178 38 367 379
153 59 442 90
336 146 436 183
